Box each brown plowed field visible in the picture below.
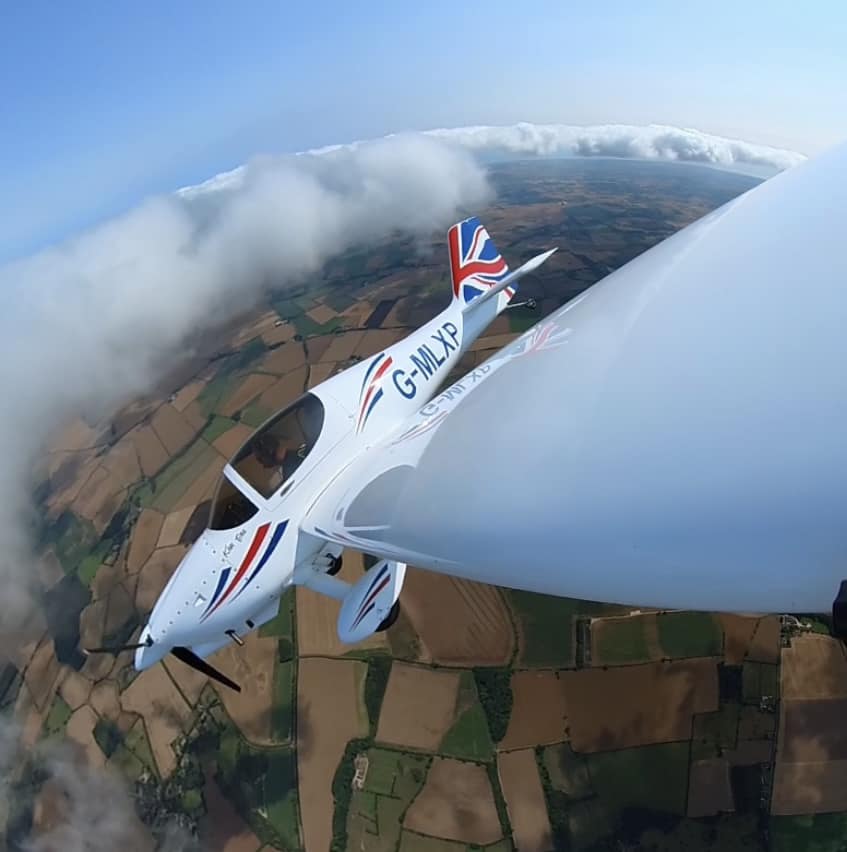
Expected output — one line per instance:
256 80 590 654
151 404 196 455
687 758 733 817
219 373 276 417
259 342 306 375
402 568 514 666
748 616 780 663
157 506 195 549
171 379 206 412
134 545 187 613
212 423 254 460
121 664 192 777
781 633 847 699
126 509 164 574
502 671 568 750
130 425 170 478
498 749 553 852
773 694 847 815
560 660 718 752
319 330 366 363
298 658 367 852
258 368 309 412
306 303 338 325
716 615 759 665
377 663 459 751
772 759 847 815
209 631 279 745
404 757 501 846
308 363 336 388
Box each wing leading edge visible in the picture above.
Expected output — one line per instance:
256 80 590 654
304 143 847 614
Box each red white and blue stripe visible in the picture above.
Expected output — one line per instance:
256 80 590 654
357 352 393 432
351 562 391 630
448 217 513 305
201 520 288 621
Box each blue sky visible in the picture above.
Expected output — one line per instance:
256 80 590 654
1 0 845 262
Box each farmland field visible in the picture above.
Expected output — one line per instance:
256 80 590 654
297 657 367 852
498 748 553 852
377 663 459 751
404 757 502 846
402 569 514 666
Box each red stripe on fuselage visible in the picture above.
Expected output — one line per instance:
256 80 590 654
359 356 393 424
448 226 462 298
353 574 391 628
207 523 270 616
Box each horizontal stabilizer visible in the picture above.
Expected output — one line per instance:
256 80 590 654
462 248 557 312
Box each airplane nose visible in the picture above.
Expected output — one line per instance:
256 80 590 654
134 625 167 670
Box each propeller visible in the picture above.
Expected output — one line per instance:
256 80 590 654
85 637 153 654
85 637 241 693
171 646 241 693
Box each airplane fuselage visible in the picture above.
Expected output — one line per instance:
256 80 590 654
135 294 496 669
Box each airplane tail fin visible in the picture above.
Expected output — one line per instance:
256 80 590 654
448 217 512 306
448 217 556 312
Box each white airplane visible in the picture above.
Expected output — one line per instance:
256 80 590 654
91 142 847 692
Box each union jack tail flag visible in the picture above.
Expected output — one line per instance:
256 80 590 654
448 217 514 305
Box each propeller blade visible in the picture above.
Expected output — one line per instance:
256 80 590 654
171 646 241 693
85 638 152 655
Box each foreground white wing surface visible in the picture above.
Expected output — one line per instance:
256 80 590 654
303 143 847 614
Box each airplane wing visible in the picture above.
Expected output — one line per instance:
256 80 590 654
302 142 847 615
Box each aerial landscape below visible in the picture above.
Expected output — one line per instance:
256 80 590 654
7 158 847 852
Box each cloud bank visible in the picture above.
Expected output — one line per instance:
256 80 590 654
182 123 805 200
426 122 806 173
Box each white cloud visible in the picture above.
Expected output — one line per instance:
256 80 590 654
425 122 806 173
182 123 805 202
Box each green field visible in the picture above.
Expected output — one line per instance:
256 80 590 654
364 655 392 736
42 694 72 739
48 510 98 574
199 415 236 444
439 672 494 762
238 399 274 428
260 594 295 640
196 372 241 418
509 591 613 667
76 537 113 586
692 701 740 759
272 658 295 742
542 743 592 799
771 813 847 852
656 611 723 658
742 661 778 703
637 814 764 851
124 719 157 776
586 742 690 816
150 441 217 512
262 748 301 850
217 719 300 850
115 717 171 783
344 748 430 852
593 616 651 665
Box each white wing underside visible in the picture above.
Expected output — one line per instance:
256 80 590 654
303 143 847 614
